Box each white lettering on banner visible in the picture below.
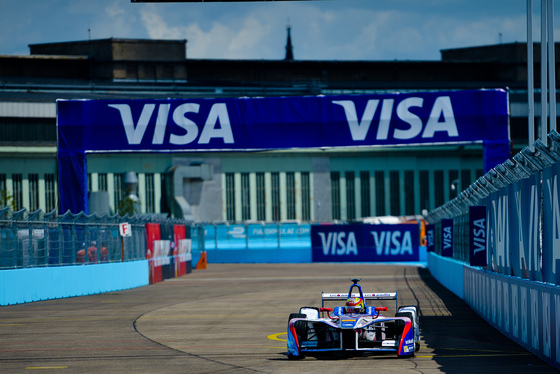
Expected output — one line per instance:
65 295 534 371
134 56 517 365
503 282 510 333
521 286 528 344
472 218 486 255
371 231 413 256
492 194 509 271
108 103 234 146
333 96 459 142
318 232 358 256
543 292 551 358
515 189 525 273
545 175 560 274
555 294 560 363
531 288 539 350
529 185 540 274
491 278 497 324
443 226 452 250
497 280 503 327
512 284 519 338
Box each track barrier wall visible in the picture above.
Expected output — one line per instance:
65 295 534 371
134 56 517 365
0 210 194 305
425 130 560 370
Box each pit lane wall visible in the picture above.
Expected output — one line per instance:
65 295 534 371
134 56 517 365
426 131 560 370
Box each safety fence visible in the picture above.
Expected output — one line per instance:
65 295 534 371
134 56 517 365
0 207 196 270
425 129 560 285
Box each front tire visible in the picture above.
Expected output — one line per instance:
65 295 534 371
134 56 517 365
288 313 307 360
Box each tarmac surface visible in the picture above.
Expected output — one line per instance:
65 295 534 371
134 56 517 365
0 263 556 373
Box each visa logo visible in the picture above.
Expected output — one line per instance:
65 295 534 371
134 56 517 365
333 96 459 141
318 232 358 256
371 231 413 256
109 103 234 145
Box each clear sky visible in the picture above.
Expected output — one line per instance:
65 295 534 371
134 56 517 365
0 0 555 61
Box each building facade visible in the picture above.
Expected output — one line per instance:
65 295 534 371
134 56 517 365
0 38 542 221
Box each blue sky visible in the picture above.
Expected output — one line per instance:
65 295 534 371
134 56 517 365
0 0 554 61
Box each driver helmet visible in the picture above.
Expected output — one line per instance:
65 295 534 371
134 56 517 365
345 297 365 313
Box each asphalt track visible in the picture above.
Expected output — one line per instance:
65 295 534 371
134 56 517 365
0 263 556 374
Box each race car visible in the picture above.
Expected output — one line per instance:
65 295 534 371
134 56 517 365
287 278 420 359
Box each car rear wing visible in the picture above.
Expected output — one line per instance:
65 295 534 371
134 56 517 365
321 292 398 309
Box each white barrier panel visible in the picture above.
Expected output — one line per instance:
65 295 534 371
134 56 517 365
464 266 560 370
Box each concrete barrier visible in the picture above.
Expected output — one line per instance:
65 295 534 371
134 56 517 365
0 261 149 306
429 251 560 370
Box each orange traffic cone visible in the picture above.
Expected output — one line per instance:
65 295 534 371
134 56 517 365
196 251 207 270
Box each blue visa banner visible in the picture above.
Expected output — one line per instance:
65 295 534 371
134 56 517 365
542 162 560 285
311 224 420 262
441 219 454 257
426 224 435 252
57 89 509 214
469 206 487 267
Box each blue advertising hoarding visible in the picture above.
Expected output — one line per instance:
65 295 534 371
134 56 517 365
57 89 509 214
311 224 420 262
426 224 435 252
469 206 487 267
543 162 560 284
441 219 454 257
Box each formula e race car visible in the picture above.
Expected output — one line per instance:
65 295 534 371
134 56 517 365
287 278 420 359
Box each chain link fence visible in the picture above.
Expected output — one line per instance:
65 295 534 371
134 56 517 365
0 207 195 269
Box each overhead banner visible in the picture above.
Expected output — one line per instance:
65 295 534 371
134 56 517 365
57 89 509 213
311 223 420 262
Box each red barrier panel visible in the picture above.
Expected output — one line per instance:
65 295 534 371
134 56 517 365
146 223 192 284
145 223 162 284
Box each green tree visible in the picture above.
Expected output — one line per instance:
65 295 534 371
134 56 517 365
116 189 140 216
0 190 16 210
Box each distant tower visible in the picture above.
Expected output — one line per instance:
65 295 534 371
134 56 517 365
285 25 294 61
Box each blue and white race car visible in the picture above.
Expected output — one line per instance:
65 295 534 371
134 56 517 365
287 278 420 359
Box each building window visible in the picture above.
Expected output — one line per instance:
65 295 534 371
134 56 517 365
0 174 7 207
331 172 341 220
420 170 429 211
145 173 155 213
12 174 22 210
98 173 108 191
241 173 250 220
461 169 471 191
114 173 123 209
226 173 236 221
286 172 296 220
360 171 371 218
271 172 280 221
126 64 138 80
45 174 56 213
434 170 444 207
0 117 56 144
256 173 266 221
346 171 355 220
29 174 39 211
301 172 311 221
375 171 385 216
390 171 400 216
449 169 459 199
405 170 415 215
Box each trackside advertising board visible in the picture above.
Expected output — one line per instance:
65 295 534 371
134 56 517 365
311 224 420 262
57 89 509 214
